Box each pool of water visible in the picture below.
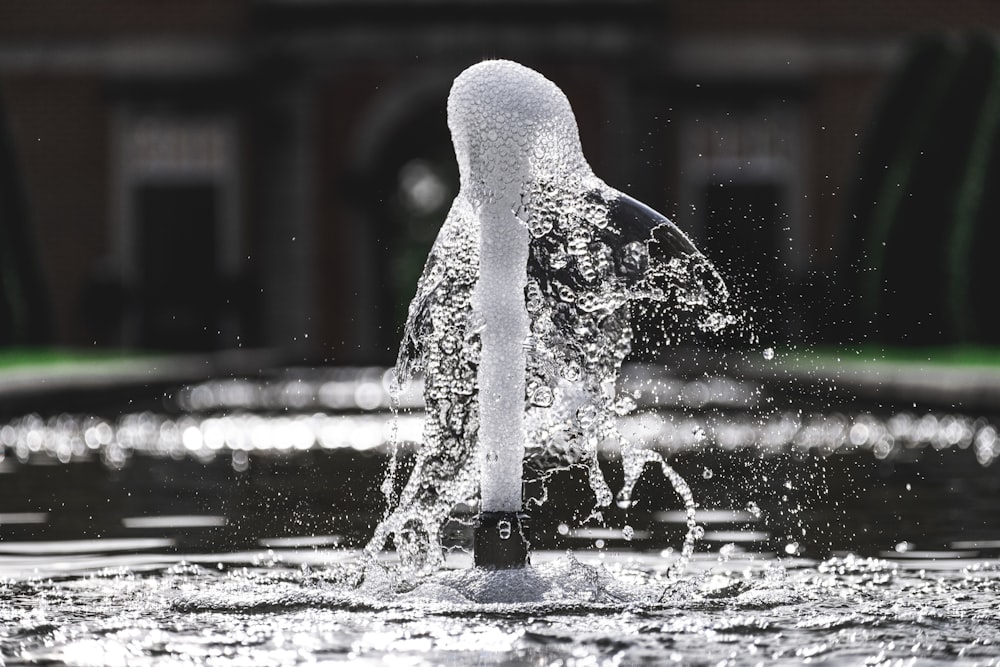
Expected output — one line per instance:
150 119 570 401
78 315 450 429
3 550 999 665
2 365 1000 665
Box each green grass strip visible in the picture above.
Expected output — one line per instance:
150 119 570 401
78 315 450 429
0 347 141 371
786 344 1000 368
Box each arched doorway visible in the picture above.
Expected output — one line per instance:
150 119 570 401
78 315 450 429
371 103 458 339
349 77 459 358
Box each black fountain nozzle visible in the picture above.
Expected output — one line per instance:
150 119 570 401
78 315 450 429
474 510 530 569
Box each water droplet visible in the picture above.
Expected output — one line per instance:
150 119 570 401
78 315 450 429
619 241 648 275
567 228 591 256
763 347 775 360
531 386 554 407
556 283 576 302
590 242 613 276
562 362 582 382
613 395 637 416
549 250 569 270
525 281 544 312
577 405 598 428
498 520 512 540
530 213 554 237
702 467 714 479
622 525 634 541
231 450 249 473
438 335 458 354
576 293 597 312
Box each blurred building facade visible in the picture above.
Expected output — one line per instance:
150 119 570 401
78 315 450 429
1 1 999 362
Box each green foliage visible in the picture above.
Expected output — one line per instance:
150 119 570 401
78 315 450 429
849 35 957 320
849 34 1000 346
794 343 1000 368
948 40 1000 343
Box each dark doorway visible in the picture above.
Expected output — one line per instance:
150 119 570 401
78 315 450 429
369 99 458 352
134 184 221 351
701 181 786 344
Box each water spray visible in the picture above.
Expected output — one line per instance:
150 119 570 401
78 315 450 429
367 60 730 575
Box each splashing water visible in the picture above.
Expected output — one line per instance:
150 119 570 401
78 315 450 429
365 60 733 581
8 550 1000 666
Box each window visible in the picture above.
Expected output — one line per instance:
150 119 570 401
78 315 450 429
114 115 241 351
678 108 804 343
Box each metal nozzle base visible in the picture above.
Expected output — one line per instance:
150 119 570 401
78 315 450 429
473 510 530 569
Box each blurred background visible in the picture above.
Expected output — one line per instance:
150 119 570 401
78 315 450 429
2 0 1000 365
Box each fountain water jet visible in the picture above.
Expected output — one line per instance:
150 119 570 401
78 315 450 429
367 60 732 576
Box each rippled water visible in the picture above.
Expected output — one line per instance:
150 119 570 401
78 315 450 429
3 366 1000 665
3 550 999 665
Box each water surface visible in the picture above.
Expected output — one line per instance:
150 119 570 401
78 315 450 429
2 366 1000 665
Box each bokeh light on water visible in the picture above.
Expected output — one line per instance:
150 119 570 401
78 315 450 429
2 367 995 469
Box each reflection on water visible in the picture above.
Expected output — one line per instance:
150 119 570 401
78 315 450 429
2 366 999 558
3 366 997 465
2 365 1000 664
